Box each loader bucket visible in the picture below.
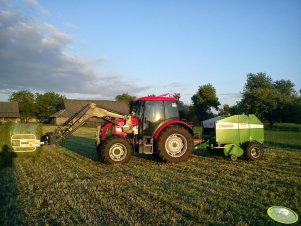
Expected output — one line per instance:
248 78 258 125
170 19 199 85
11 134 43 152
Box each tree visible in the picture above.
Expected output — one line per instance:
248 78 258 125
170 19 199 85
245 72 273 90
241 72 298 127
35 92 66 121
228 102 244 115
219 104 230 116
243 87 282 126
179 104 196 123
295 96 301 123
241 73 280 126
191 84 220 123
279 97 300 123
115 93 136 102
274 79 296 96
9 90 36 122
172 93 194 122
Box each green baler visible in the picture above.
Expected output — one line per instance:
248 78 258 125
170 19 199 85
202 114 264 160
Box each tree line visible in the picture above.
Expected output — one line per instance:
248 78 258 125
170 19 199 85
187 72 301 126
234 73 301 126
7 72 301 126
8 91 66 122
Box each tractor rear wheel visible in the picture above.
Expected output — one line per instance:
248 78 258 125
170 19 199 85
156 126 192 163
244 142 264 160
101 136 132 164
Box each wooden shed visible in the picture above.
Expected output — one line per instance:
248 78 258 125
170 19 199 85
49 99 130 125
0 102 20 123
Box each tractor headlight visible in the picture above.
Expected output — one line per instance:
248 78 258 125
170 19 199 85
115 127 122 133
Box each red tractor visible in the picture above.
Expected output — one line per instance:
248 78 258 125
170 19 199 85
41 95 193 164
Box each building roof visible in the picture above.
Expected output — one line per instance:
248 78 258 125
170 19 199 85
0 102 20 118
50 99 130 118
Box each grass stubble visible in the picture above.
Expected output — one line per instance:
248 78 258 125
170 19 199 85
0 126 300 225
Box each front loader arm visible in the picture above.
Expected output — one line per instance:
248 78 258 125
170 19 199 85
43 103 131 144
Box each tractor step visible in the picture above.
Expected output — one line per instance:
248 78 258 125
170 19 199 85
139 138 153 154
143 144 153 154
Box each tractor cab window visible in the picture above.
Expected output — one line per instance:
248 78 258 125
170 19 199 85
133 101 143 119
144 101 164 123
165 101 179 119
143 101 164 136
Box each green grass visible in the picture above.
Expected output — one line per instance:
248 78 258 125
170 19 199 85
0 126 300 225
0 122 13 151
265 130 301 149
264 122 301 132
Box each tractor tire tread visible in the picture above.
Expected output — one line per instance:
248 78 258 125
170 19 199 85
156 125 192 163
101 136 132 164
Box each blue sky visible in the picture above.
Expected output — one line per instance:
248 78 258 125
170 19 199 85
0 0 300 105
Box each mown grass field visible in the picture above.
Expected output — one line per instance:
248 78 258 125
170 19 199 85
0 125 301 225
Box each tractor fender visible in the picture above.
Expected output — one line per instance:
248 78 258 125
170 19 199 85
101 122 127 142
153 120 193 140
101 122 113 141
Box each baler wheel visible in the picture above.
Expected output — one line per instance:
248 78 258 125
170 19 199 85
101 136 132 164
244 142 264 160
156 126 192 163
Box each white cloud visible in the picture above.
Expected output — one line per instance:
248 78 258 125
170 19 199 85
24 0 41 8
167 82 189 90
219 92 242 99
23 0 49 15
0 1 150 99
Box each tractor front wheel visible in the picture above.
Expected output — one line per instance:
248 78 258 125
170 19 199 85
101 136 132 164
156 126 192 163
244 142 264 161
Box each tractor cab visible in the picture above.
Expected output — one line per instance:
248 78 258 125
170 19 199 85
133 96 180 137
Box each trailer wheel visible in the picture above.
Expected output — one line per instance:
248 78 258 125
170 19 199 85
156 126 192 163
101 136 132 164
244 142 264 161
